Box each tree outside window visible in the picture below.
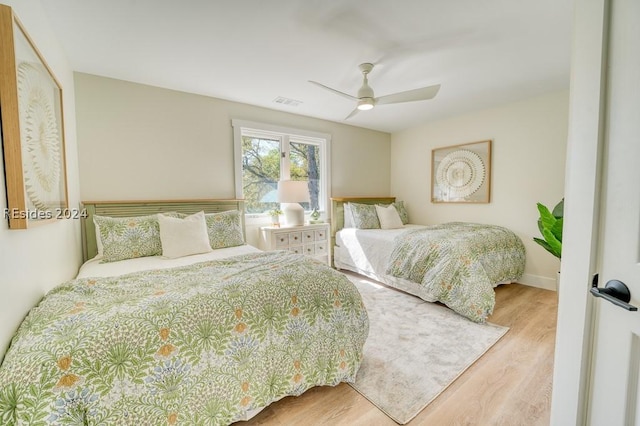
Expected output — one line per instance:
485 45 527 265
236 125 326 215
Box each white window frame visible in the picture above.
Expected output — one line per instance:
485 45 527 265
232 119 331 217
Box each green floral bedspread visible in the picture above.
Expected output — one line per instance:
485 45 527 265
386 222 525 323
0 251 368 425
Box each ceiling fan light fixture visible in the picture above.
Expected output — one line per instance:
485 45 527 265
357 98 375 111
309 62 440 120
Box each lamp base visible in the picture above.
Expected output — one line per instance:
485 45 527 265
281 203 304 226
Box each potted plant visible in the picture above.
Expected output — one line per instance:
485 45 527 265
268 208 282 227
534 199 563 292
533 199 564 259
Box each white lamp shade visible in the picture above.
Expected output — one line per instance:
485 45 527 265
277 180 309 226
277 180 310 203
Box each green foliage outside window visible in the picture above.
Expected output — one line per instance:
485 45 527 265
241 136 320 214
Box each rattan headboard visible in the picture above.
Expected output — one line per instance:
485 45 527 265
81 199 245 262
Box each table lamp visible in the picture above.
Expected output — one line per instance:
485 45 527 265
277 180 310 226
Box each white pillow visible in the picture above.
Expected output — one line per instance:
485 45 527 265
343 203 355 228
158 211 212 259
375 204 404 229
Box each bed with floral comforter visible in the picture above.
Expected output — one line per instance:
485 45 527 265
386 222 525 323
0 251 368 425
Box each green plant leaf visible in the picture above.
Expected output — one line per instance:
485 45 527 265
534 201 563 259
551 217 563 242
534 237 554 255
542 228 562 258
552 198 564 218
537 203 557 231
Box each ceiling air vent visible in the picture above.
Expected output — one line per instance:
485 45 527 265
273 96 302 107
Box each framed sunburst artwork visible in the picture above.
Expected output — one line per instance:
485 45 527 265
0 5 68 229
431 140 492 203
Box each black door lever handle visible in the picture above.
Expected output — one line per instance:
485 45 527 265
590 275 638 311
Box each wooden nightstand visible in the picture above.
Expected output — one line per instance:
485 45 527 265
258 223 330 265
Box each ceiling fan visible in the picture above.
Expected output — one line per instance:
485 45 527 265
309 62 440 120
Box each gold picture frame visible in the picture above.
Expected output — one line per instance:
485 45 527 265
0 5 68 229
431 140 492 203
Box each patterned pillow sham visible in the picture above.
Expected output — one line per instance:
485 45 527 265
349 202 381 229
204 210 245 249
94 222 104 258
393 201 409 225
94 214 162 263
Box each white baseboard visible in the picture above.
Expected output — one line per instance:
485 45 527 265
517 273 558 291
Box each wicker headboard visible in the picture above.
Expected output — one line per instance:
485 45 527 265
329 196 396 247
81 199 245 262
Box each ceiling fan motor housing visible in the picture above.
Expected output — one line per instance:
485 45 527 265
357 63 375 100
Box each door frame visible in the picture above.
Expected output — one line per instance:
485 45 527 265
550 0 610 424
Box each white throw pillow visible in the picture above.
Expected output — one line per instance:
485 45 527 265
375 204 404 229
343 203 355 228
158 211 212 258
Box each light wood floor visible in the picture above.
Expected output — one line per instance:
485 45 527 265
241 279 558 426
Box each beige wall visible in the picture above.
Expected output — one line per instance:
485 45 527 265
73 76 566 287
74 73 391 203
391 90 569 288
0 0 82 358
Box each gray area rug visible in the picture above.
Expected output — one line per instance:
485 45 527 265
346 273 508 424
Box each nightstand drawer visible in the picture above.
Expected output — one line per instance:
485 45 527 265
303 244 315 256
289 246 303 255
315 229 327 241
314 241 328 256
275 234 290 247
303 230 315 242
288 232 302 245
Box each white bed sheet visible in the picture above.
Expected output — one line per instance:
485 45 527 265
77 244 262 279
335 225 425 276
333 225 440 301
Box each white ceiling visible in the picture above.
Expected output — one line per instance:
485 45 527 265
41 0 574 134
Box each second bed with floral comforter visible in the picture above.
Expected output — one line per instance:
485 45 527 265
0 251 369 425
387 222 526 323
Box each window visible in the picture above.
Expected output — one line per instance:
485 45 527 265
232 120 330 215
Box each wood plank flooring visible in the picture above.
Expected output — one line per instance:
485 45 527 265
240 279 558 426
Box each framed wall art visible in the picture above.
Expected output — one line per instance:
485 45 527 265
431 140 491 203
0 5 68 229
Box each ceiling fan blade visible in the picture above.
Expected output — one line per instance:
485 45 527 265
376 84 441 105
344 108 360 120
309 80 358 101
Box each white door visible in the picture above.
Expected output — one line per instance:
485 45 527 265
587 0 640 424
